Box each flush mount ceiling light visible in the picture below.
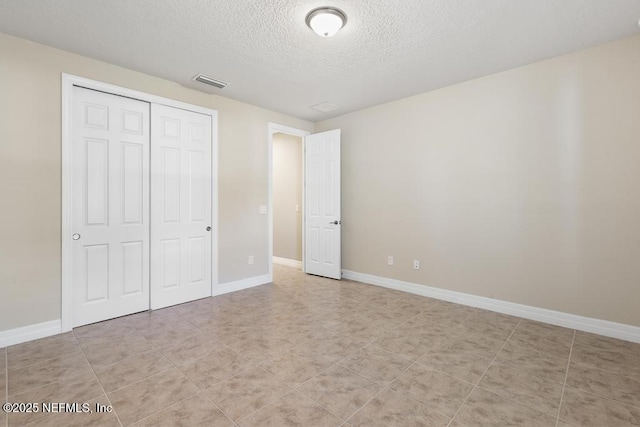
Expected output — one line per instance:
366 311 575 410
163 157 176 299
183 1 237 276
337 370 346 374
306 7 347 37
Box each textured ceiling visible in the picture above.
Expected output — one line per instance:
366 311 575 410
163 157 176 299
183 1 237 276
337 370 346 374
1 1 639 121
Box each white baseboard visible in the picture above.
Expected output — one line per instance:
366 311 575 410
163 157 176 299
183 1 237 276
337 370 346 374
0 319 62 348
213 274 272 296
6 272 638 347
2 276 271 348
273 257 302 269
342 270 640 344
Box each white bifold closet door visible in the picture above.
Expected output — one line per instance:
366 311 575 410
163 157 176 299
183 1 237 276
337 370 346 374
150 104 212 309
72 86 151 326
71 87 214 327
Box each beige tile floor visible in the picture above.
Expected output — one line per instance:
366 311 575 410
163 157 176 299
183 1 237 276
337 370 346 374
2 264 640 426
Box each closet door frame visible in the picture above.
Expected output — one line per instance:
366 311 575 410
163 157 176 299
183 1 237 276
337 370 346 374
61 73 218 332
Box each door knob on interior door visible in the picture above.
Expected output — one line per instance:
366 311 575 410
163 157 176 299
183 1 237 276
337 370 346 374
72 233 81 240
206 226 212 231
329 220 341 225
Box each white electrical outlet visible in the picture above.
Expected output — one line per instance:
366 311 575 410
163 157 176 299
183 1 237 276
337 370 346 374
248 256 254 265
413 260 420 270
387 256 394 266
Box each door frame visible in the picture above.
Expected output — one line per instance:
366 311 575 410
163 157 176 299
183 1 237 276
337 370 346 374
61 73 219 332
267 123 310 281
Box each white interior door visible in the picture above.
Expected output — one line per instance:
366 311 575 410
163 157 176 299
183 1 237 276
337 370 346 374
151 104 212 309
72 86 150 327
304 129 341 279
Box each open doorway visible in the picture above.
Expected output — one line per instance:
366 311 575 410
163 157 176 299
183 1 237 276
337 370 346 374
267 123 310 281
273 132 303 268
267 124 342 281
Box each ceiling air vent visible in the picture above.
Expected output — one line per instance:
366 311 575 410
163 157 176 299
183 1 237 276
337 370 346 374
310 102 340 113
192 73 228 89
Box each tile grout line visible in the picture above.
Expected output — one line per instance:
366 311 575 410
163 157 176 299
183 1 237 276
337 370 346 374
554 366 640 410
338 378 387 424
133 392 231 427
194 383 241 426
469 340 572 419
90 356 175 395
555 329 576 427
286 339 385 422
8 333 120 426
261 388 345 424
4 344 82 376
569 359 640 380
276 297 480 423
161 346 242 427
312 387 358 423
297 383 373 425
73 330 125 427
94 320 248 425
341 341 454 424
131 336 244 426
290 336 379 388
229 366 294 425
453 321 574 422
445 318 522 427
257 335 394 423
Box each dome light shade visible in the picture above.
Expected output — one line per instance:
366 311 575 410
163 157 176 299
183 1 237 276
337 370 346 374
306 7 347 37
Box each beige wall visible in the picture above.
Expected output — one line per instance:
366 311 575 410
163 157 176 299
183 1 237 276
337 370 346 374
0 33 313 331
316 35 640 327
2 30 640 333
273 133 303 261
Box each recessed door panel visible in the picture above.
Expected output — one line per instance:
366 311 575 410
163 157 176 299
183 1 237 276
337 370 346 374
161 239 180 289
122 142 143 224
189 237 205 284
189 151 205 222
190 122 205 142
308 163 320 217
324 162 335 216
72 86 150 327
309 227 320 262
162 147 181 223
122 110 143 135
162 117 180 138
85 244 109 302
85 104 108 129
122 241 143 295
86 138 109 225
323 227 335 265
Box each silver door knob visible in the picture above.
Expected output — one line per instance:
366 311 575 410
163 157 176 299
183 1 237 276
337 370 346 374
329 220 341 225
72 233 81 240
206 226 212 231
